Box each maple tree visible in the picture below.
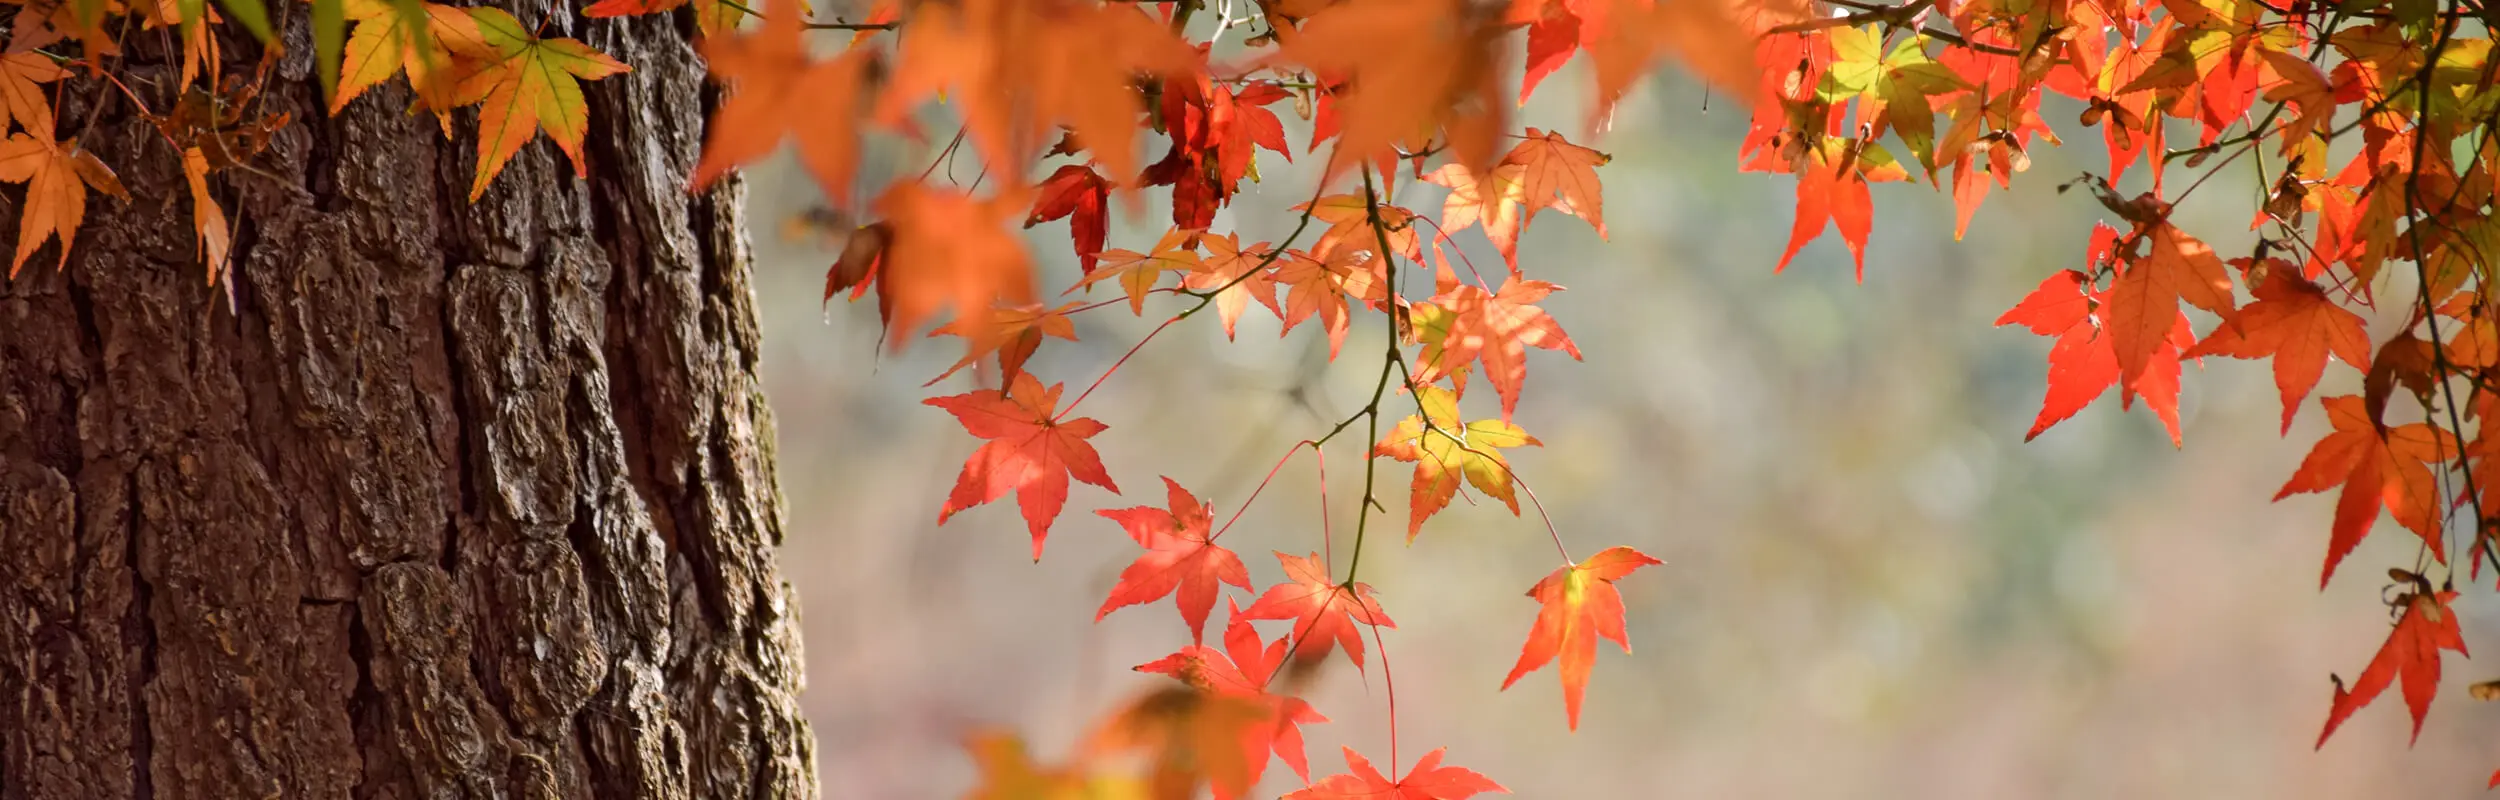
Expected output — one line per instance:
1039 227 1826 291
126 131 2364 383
26 0 2500 793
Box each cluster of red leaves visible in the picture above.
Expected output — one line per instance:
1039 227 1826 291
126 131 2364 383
1745 0 2500 782
643 0 1725 793
661 0 2500 791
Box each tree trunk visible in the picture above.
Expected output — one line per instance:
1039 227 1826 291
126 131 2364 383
0 5 817 799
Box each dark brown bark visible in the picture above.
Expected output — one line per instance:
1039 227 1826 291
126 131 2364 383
0 5 816 798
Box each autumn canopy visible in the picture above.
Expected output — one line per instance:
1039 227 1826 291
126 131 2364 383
17 0 2500 792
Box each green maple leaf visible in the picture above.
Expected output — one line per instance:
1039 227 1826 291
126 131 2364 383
1819 27 1966 173
454 8 629 200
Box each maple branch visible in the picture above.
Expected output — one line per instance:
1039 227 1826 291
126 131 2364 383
1390 356 1573 565
920 127 968 183
1176 177 1332 305
2398 7 2500 573
1063 289 1183 317
804 20 897 30
1340 165 1408 586
1784 0 2023 57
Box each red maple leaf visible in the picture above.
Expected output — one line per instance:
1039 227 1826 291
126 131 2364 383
2106 221 2236 393
1511 0 1581 105
924 372 1119 559
1501 546 1662 731
1994 225 2199 445
1285 746 1508 800
1096 477 1253 643
2317 589 2466 748
2182 262 2372 433
1027 163 1112 274
2276 395 2458 588
1241 551 1394 671
1135 601 1330 793
1776 137 1905 280
923 302 1080 388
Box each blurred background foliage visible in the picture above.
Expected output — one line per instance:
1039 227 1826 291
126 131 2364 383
741 48 2500 797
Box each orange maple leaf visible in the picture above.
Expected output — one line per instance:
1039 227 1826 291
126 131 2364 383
1285 746 1508 800
179 147 231 287
330 0 480 120
2106 223 2236 395
922 302 1079 387
1498 128 1608 245
1408 277 1582 421
1240 551 1394 671
961 728 1147 800
873 182 1040 344
0 134 125 276
691 6 872 203
1421 161 1530 268
1269 0 1509 180
1274 246 1385 359
1374 385 1542 538
1509 0 1776 121
1070 227 1201 314
924 371 1119 559
2317 589 2466 748
452 7 629 200
582 0 746 35
1501 546 1661 731
2277 396 2458 588
1776 137 1905 280
875 0 1192 184
2183 263 2371 434
2258 47 2334 157
0 51 65 135
1096 478 1253 644
1085 683 1270 800
1135 602 1330 792
1182 233 1285 340
1300 192 1422 262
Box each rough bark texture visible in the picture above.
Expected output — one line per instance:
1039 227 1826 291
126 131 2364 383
0 5 817 798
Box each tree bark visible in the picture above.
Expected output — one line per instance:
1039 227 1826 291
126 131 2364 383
0 5 817 798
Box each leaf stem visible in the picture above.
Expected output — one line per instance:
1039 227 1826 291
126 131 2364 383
1054 314 1181 422
1365 616 1401 776
1210 441 1309 542
2398 4 2498 575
